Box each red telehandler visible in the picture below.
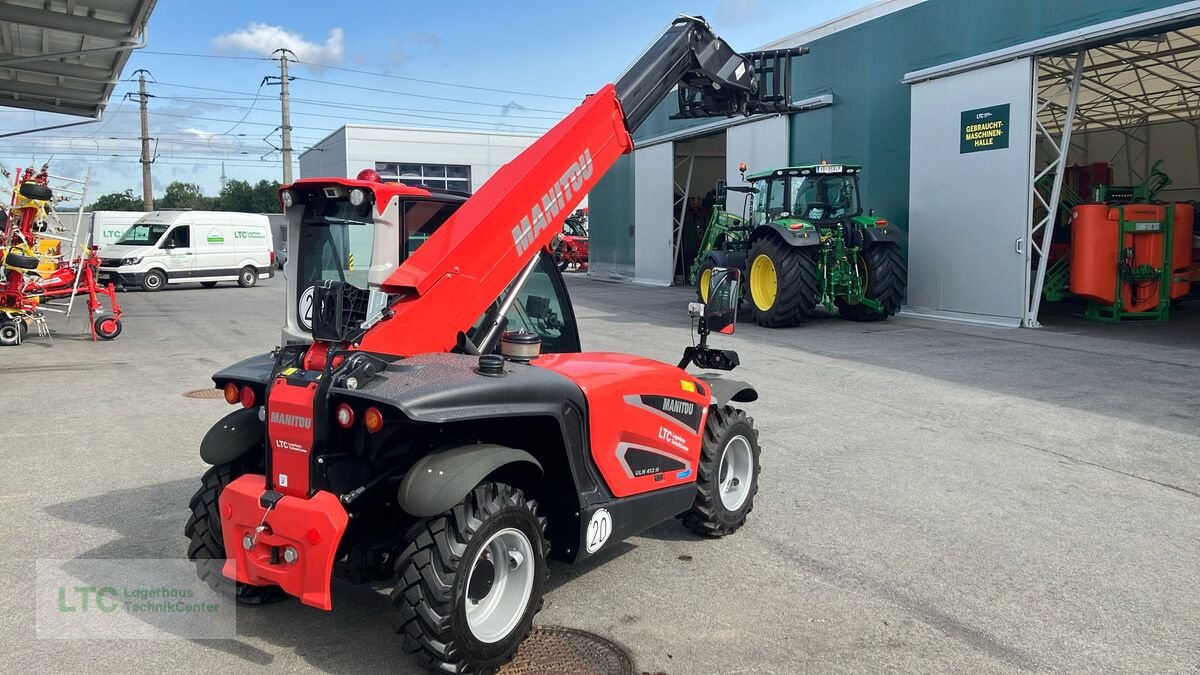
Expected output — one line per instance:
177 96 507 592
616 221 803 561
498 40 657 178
187 16 806 673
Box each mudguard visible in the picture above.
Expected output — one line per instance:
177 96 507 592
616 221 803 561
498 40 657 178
397 444 543 518
211 351 275 388
707 249 746 271
199 407 263 465
696 374 758 405
860 226 904 245
755 223 820 248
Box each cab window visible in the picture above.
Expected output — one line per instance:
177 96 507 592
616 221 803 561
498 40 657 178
750 179 769 226
162 225 190 248
402 200 458 260
467 254 580 354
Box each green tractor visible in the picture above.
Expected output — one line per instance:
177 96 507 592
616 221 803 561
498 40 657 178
690 163 906 326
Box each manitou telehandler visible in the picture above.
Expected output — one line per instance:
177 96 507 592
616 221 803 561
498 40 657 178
186 16 804 673
692 163 907 326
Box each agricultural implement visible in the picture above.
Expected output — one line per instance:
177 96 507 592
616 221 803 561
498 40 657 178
187 15 806 673
692 162 907 326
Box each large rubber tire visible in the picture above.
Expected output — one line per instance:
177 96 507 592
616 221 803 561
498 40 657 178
0 320 24 346
142 269 166 292
3 250 40 271
746 236 819 327
835 242 907 322
695 259 716 303
184 456 287 605
94 316 122 340
18 182 52 201
681 406 761 537
200 281 218 288
392 481 549 674
237 266 257 288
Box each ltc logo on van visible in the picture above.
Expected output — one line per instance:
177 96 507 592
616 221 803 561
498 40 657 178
206 229 225 244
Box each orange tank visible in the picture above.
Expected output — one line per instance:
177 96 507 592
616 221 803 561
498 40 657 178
1069 203 1190 312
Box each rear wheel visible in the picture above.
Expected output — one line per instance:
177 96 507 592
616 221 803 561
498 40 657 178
392 481 548 674
746 236 819 327
835 242 906 322
93 316 122 340
682 406 761 536
141 269 165 292
237 266 257 288
200 281 218 288
184 456 286 604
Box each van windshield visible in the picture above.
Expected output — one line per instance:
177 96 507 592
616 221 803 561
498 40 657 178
115 223 169 246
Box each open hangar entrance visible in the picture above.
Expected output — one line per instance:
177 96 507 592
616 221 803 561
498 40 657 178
630 115 788 286
905 4 1200 337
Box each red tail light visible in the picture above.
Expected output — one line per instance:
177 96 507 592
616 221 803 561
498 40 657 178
335 403 355 429
240 385 256 408
875 219 888 226
270 250 276 266
363 407 383 433
223 383 239 404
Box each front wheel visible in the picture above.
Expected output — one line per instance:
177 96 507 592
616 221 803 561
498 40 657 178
835 242 907 322
0 319 26 346
695 259 716 303
392 481 548 674
746 236 819 327
93 316 122 340
141 269 165 292
681 406 761 536
237 266 257 288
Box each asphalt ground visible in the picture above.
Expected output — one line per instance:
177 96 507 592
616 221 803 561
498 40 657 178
1 273 1197 673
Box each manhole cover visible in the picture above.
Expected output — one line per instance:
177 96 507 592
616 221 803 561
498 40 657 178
183 388 224 400
499 626 633 675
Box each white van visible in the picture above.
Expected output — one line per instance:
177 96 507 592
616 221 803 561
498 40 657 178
89 211 147 249
98 211 275 291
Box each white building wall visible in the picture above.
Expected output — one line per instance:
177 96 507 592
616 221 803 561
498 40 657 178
299 127 349 180
340 126 538 192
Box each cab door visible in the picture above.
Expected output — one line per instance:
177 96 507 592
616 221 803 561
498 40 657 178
160 225 194 279
468 254 581 353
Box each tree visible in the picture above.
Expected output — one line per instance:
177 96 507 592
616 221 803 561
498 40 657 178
88 190 142 211
159 182 210 210
214 179 257 213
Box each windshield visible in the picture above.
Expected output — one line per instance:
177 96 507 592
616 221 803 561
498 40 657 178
295 200 376 332
115 222 169 246
787 175 860 222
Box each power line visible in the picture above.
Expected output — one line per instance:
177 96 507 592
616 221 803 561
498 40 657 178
290 77 572 114
147 94 565 121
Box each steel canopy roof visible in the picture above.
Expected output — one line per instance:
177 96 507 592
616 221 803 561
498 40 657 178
0 0 156 119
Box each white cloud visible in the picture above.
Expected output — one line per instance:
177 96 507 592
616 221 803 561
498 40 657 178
716 0 769 25
212 23 344 65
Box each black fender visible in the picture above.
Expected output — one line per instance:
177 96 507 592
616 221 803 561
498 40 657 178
753 223 820 248
696 374 758 405
397 444 543 518
200 407 264 465
860 226 905 246
706 249 746 271
211 351 275 388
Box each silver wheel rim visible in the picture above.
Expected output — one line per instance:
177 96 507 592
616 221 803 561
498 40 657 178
0 324 18 343
146 274 160 289
717 435 753 511
242 270 253 284
464 527 535 644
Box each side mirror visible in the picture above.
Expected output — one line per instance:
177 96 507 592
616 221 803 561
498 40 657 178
162 240 176 250
714 179 728 207
705 267 739 335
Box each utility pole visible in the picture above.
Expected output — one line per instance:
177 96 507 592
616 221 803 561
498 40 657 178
267 49 296 185
135 69 154 211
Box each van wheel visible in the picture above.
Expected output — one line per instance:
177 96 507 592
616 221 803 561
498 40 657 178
200 281 218 288
142 269 166 292
237 266 257 288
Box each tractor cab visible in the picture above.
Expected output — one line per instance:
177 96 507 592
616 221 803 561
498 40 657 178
279 172 467 346
746 163 864 227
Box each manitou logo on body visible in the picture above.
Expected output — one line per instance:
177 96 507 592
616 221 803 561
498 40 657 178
512 148 595 255
270 411 312 430
661 398 694 415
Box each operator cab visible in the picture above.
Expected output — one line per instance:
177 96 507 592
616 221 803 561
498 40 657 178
749 164 864 225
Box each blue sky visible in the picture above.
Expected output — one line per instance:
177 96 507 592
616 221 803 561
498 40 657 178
2 0 877 201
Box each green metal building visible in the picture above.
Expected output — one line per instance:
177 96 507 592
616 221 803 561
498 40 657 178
588 0 1199 327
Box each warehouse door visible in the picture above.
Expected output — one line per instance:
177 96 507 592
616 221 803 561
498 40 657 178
907 58 1034 326
633 142 675 285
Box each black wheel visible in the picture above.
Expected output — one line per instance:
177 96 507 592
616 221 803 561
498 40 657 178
835 242 907 322
184 455 286 605
695 259 716 303
18 182 52 201
0 319 24 346
93 316 122 340
237 266 258 288
681 406 761 536
392 481 549 674
3 250 40 270
200 281 218 288
141 269 166 292
746 236 819 327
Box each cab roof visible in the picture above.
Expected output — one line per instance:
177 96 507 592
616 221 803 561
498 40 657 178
745 164 863 181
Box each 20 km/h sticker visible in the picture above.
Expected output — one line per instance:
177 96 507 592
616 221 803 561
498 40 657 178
585 509 612 554
298 286 314 330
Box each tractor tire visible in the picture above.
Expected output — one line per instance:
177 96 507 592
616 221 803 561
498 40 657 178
0 319 25 346
746 236 819 327
835 242 907 322
3 250 40 271
200 281 218 288
94 316 122 340
237 266 257 288
184 456 287 605
141 269 166 292
696 259 716 303
681 406 761 537
18 182 52 201
392 481 549 674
